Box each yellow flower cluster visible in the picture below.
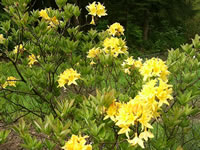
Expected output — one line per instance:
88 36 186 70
87 47 101 65
122 56 142 74
87 37 128 65
62 134 92 150
39 9 51 20
0 34 5 44
86 2 107 25
107 23 124 36
139 58 170 81
39 9 59 28
87 47 101 59
87 25 127 65
57 68 81 87
105 58 172 148
103 37 128 57
13 44 26 54
28 54 39 67
2 76 17 88
101 23 127 57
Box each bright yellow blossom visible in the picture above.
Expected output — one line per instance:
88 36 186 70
125 56 134 65
139 79 157 99
28 54 39 67
0 34 5 44
118 124 130 138
103 37 128 57
3 76 17 88
139 129 154 141
57 68 80 87
90 60 96 65
86 2 107 17
51 16 59 25
40 9 60 28
139 58 170 81
156 78 173 107
123 57 142 68
49 16 59 27
62 134 92 150
104 100 121 121
87 48 100 59
128 133 144 149
133 58 143 68
39 9 51 20
107 23 124 36
13 44 25 54
122 57 143 74
124 68 131 75
86 2 97 16
138 112 153 130
115 103 137 127
96 2 107 17
86 2 107 25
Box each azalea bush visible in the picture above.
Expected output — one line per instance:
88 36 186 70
0 0 200 149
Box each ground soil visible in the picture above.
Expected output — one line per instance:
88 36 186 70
0 122 22 150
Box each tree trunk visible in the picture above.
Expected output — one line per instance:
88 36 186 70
143 10 150 41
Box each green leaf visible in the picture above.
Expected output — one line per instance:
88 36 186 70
56 0 68 9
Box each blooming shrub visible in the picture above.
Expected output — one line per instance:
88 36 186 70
0 0 200 149
58 68 81 87
104 58 172 148
62 135 92 150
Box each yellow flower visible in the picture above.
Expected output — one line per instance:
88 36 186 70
160 69 170 82
124 68 131 75
96 2 107 17
104 101 121 121
13 44 25 54
122 57 143 74
128 97 144 118
107 23 124 36
87 48 100 59
2 82 7 89
57 68 80 87
139 79 157 99
86 2 107 25
49 16 60 27
51 16 59 25
156 79 173 107
39 9 51 20
86 2 107 17
139 58 170 81
90 60 96 65
40 8 60 28
62 134 92 150
28 54 39 67
86 2 97 16
138 112 153 130
133 58 143 68
115 103 137 127
3 76 17 88
139 129 154 141
0 34 5 44
103 37 128 57
125 56 134 66
118 124 130 138
128 133 144 149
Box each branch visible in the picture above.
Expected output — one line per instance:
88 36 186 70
1 88 36 96
3 96 42 118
